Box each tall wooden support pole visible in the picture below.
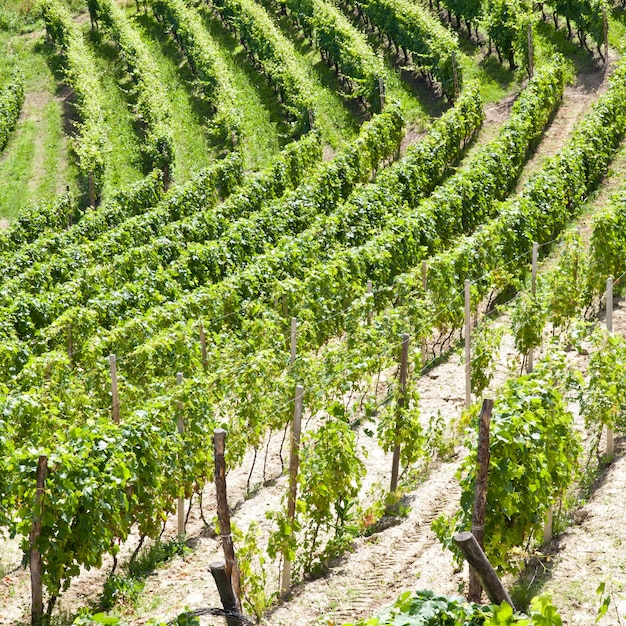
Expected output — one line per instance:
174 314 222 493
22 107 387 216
527 22 534 78
421 261 427 369
109 354 120 423
177 372 185 537
454 532 514 608
199 322 208 370
378 77 385 110
468 399 493 602
89 172 96 208
213 429 242 612
603 7 609 65
465 280 471 407
528 242 539 373
606 276 614 457
451 50 459 100
543 508 553 545
290 317 297 365
30 455 48 626
390 334 410 493
367 280 373 324
281 384 304 597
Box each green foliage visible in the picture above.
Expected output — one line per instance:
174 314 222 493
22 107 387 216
41 0 108 198
0 71 24 153
471 322 504 397
511 292 546 357
342 589 563 625
434 352 581 572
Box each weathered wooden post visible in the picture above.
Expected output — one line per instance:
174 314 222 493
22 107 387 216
465 280 471 407
606 276 614 457
528 242 539 373
30 455 48 626
468 399 493 602
177 372 185 537
281 384 304 597
390 334 410 493
109 354 120 423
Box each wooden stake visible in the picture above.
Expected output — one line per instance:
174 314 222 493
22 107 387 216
281 384 304 597
390 334 410 493
67 323 73 368
421 261 427 368
177 372 185 537
453 532 514 608
290 317 297 365
468 399 493 603
606 276 614 457
528 242 539 373
209 562 244 626
451 51 459 100
89 172 95 208
543 508 553 544
465 280 471 407
199 322 208 370
527 22 534 78
213 429 242 611
30 455 48 626
367 280 373 324
603 7 609 65
109 354 120 423
378 77 385 110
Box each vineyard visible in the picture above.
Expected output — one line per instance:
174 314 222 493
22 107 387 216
2 0 626 624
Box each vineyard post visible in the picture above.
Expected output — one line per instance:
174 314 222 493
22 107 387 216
528 242 539 373
213 429 242 612
177 372 185 537
606 276 614 457
453 532 514 608
421 261 427 369
209 561 243 626
67 323 73 368
89 172 95 208
30 455 48 626
452 51 459 100
390 334 410 493
109 354 120 423
199 322 208 370
543 508 553 544
603 7 609 64
465 280 471 407
527 22 534 78
367 280 373 324
378 77 385 110
290 317 297 365
281 384 304 597
468 399 493 603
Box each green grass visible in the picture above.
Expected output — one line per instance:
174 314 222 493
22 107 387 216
0 32 76 221
127 11 215 183
85 30 146 195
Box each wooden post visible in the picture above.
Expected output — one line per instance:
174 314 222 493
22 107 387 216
451 50 459 100
528 242 539 373
367 280 373 324
177 372 185 537
468 399 493 603
30 455 48 626
543 508 553 544
67 323 73 368
109 354 120 423
421 261 427 368
199 322 208 370
390 334 410 493
606 276 614 457
89 172 95 208
453 532 515 608
603 7 609 65
378 77 386 110
465 280 471 407
213 429 242 611
527 22 534 78
281 384 304 597
290 317 297 365
209 561 243 626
